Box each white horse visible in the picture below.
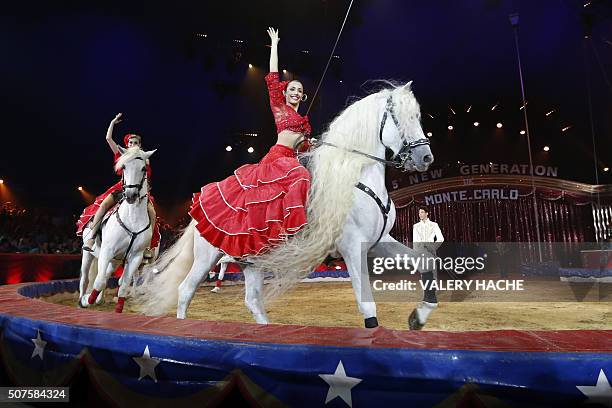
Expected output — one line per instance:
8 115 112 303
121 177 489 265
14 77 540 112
135 81 438 329
78 146 156 313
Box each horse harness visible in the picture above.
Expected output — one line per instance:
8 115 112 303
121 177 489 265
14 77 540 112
117 156 151 264
115 209 151 265
314 95 430 172
355 182 391 246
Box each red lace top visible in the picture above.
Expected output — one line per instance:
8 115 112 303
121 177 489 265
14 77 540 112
265 72 311 137
113 152 152 180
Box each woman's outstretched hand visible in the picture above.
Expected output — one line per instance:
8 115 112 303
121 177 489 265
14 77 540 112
110 113 123 126
267 27 279 45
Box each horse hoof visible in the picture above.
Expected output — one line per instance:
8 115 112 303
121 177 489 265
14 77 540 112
364 317 378 328
408 309 424 331
78 296 90 308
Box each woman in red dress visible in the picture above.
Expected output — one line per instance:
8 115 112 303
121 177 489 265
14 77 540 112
77 113 159 254
189 27 312 257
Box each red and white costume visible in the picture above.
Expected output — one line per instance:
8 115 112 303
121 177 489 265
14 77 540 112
76 136 160 249
189 72 312 257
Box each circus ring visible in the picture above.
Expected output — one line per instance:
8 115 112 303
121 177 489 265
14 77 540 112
0 274 611 408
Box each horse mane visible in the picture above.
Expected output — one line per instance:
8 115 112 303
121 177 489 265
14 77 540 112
114 147 145 172
252 82 421 301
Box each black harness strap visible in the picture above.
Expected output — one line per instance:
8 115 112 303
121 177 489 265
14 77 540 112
355 182 391 246
115 210 151 265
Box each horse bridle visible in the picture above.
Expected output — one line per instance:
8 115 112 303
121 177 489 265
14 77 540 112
121 157 148 202
313 95 430 172
378 95 430 171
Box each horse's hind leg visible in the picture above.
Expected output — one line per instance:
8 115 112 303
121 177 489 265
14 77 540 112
177 235 221 319
243 266 268 324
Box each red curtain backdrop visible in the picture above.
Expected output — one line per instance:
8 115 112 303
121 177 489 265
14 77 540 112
391 193 595 244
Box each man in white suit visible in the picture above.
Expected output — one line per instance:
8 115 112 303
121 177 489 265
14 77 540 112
409 206 444 329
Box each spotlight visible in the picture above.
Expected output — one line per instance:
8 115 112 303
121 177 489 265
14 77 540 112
339 80 343 84
561 125 572 132
466 105 472 113
473 122 479 127
248 63 253 69
491 103 499 111
226 146 232 152
449 106 456 115
247 147 254 153
426 132 433 137
496 122 503 128
448 125 453 131
545 109 555 117
543 146 550 152
426 113 434 119
283 69 287 73
520 130 526 135
0 179 3 184
604 167 609 172
77 186 83 191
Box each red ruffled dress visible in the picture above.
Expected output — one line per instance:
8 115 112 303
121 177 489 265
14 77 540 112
76 152 160 248
189 72 312 257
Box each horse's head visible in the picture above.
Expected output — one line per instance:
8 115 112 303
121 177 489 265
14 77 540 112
116 146 156 204
379 81 433 172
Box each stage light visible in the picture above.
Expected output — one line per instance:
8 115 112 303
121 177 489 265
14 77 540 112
77 186 83 191
248 63 253 69
543 146 550 152
545 109 555 117
520 130 526 135
247 147 254 153
561 125 572 132
448 125 453 131
604 167 609 172
332 55 340 59
496 122 503 128
491 103 499 111
466 105 472 113
519 102 528 110
426 132 433 137
427 113 434 119
335 265 342 270
225 146 232 152
473 122 479 127
449 106 456 115
0 179 3 184
301 50 310 54
584 1 591 7
283 69 287 73
339 80 343 83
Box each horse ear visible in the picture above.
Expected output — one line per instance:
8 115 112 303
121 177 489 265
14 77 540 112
143 149 157 159
118 146 126 154
402 81 413 90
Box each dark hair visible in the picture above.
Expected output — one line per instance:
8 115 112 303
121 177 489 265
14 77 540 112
418 206 429 214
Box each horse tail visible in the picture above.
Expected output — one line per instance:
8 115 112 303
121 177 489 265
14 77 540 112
133 220 196 316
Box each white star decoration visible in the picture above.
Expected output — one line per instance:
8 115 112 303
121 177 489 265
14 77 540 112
577 369 612 408
132 345 160 382
319 360 362 407
30 330 47 360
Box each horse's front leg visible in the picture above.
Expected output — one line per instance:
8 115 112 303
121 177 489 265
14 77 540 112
338 234 378 328
115 252 144 313
81 253 115 308
243 266 268 324
78 250 95 306
376 234 438 330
